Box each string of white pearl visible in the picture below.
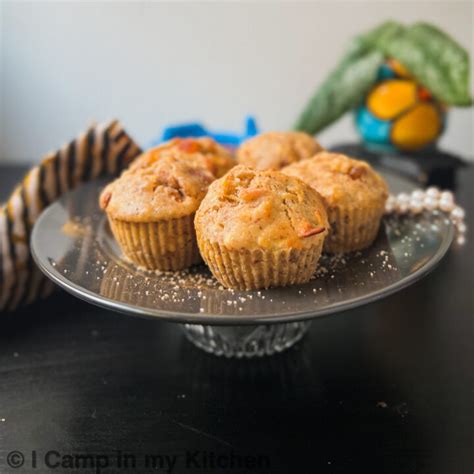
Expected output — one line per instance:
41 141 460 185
385 187 467 246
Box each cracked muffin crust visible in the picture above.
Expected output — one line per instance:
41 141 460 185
236 131 323 171
100 155 215 270
130 137 235 178
282 152 388 253
195 165 329 290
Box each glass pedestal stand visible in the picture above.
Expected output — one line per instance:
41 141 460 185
182 321 312 358
31 177 454 361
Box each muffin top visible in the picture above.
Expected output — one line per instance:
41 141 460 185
130 137 235 178
100 155 215 222
282 152 388 209
195 165 328 251
236 131 323 171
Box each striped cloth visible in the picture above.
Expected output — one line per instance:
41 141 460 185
0 120 142 311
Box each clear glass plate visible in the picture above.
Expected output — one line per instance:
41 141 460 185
31 173 454 326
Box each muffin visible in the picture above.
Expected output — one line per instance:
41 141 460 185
100 155 215 271
195 165 329 290
130 137 235 178
236 131 323 171
282 152 388 253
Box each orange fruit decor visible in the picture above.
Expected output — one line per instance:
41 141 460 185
386 58 412 79
391 102 442 150
367 80 417 120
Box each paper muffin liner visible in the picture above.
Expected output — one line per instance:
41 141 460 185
108 214 201 271
324 203 385 253
197 238 325 290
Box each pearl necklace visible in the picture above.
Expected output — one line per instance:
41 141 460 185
385 187 467 246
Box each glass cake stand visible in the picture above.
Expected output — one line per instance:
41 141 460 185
31 173 453 358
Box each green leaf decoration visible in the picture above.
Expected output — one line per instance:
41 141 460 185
370 22 472 106
294 21 472 134
361 20 404 49
293 42 383 134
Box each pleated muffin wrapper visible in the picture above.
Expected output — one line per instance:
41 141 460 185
108 214 202 271
324 203 385 254
198 238 325 291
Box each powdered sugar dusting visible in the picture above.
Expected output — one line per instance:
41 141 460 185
49 211 452 318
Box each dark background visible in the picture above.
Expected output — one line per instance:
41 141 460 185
1 164 472 474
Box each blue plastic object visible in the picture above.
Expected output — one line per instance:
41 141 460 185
355 106 392 147
376 63 397 81
148 116 259 149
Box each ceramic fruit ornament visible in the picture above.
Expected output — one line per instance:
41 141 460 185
356 59 447 151
294 21 472 152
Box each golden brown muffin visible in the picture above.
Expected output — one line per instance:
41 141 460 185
236 131 323 171
195 165 329 290
130 137 235 178
282 152 388 253
100 155 215 270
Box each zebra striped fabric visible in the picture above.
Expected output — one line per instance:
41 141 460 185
0 120 142 311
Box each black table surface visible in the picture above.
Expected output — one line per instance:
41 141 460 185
1 164 472 474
